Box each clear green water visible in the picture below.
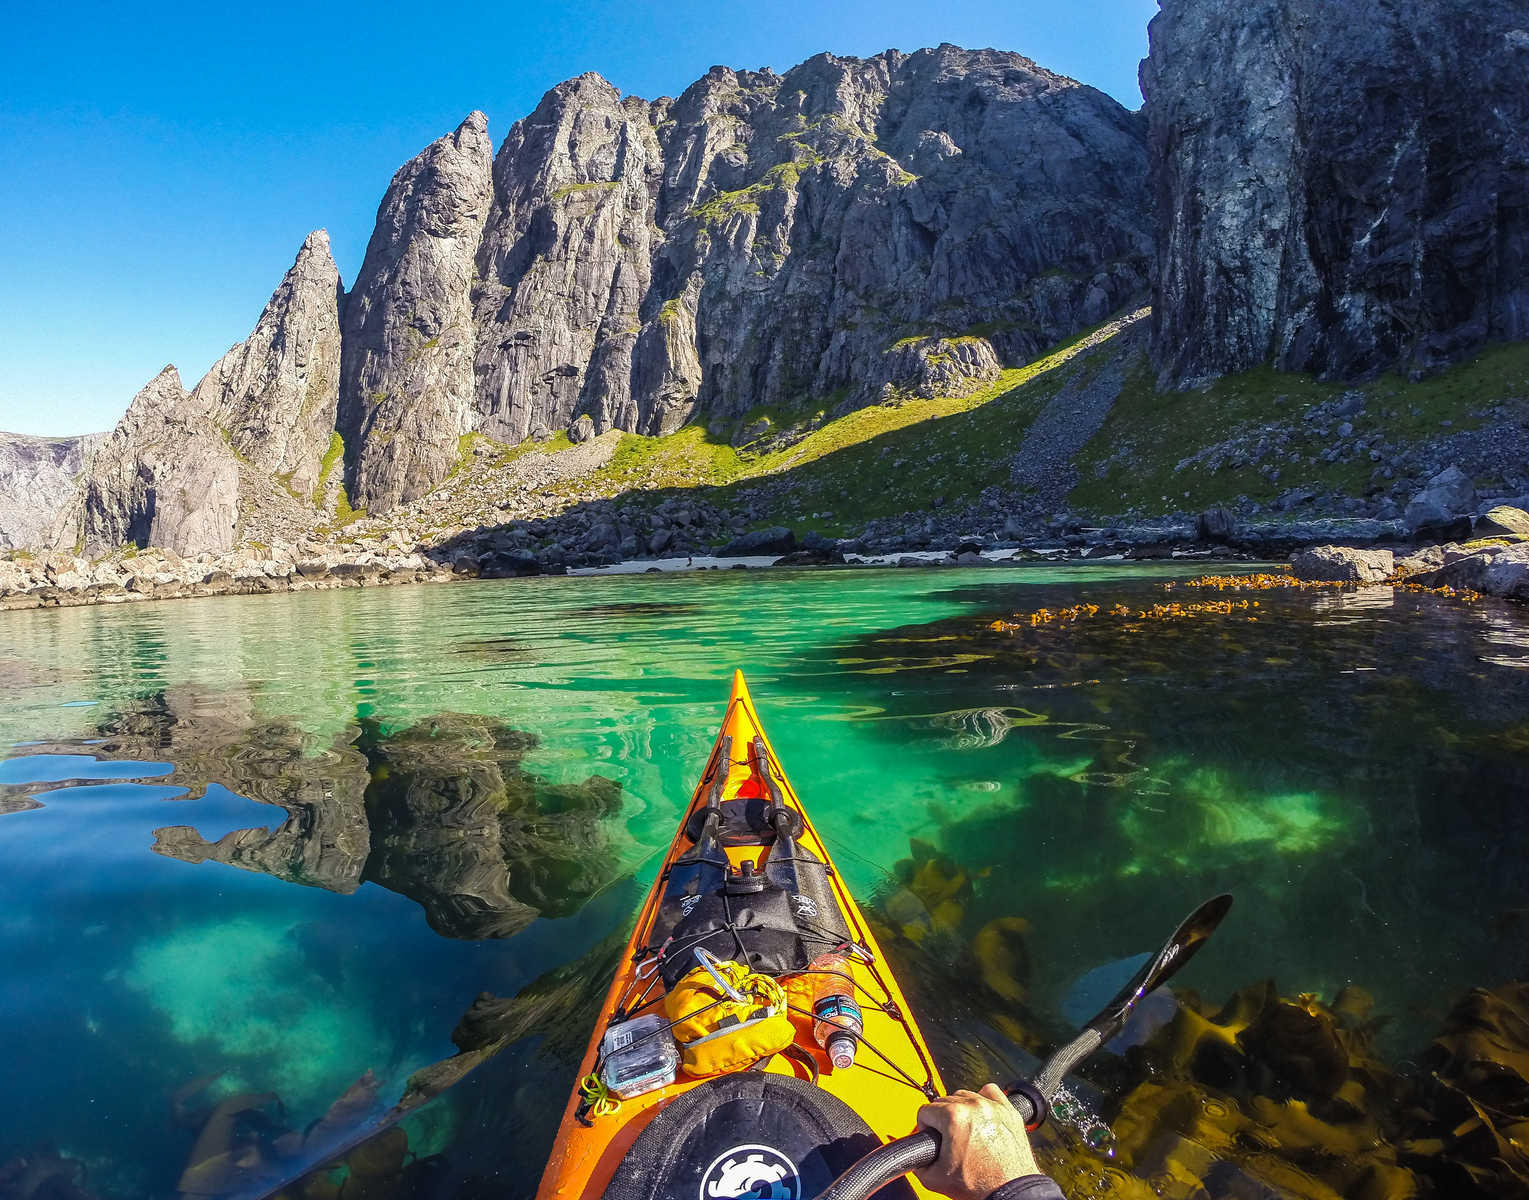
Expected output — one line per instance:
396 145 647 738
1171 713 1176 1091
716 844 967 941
3 567 1528 1199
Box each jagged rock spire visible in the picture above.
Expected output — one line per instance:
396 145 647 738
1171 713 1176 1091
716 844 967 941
339 112 494 513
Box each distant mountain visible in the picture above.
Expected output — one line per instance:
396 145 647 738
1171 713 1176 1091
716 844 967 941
0 431 105 550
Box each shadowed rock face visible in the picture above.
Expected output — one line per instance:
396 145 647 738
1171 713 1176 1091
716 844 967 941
1143 0 1529 388
469 46 1152 452
339 112 495 513
0 431 105 550
80 367 241 556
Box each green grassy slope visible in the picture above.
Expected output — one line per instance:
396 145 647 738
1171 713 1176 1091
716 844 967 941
443 315 1529 536
1070 341 1529 516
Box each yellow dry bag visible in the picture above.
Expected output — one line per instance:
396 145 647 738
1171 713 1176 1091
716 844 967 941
664 955 793 1077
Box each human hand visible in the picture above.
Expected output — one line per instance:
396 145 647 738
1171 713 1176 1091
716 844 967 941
912 1083 1041 1200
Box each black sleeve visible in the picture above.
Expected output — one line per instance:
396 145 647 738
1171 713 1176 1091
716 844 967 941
985 1175 1066 1200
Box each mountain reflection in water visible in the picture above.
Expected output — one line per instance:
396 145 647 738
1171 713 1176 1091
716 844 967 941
2 568 1529 1199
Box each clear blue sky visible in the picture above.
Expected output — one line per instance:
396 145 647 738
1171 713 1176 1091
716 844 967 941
0 0 1157 437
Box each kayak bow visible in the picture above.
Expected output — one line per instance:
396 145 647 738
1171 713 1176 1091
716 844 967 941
537 670 945 1200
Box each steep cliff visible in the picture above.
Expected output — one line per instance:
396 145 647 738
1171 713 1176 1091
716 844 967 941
339 112 495 513
80 232 343 554
1143 0 1529 387
0 432 104 550
191 230 344 497
467 45 1152 457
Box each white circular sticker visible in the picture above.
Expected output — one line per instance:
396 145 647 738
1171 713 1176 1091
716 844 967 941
698 1144 801 1200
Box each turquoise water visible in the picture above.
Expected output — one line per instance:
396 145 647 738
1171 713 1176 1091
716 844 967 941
3 567 1528 1198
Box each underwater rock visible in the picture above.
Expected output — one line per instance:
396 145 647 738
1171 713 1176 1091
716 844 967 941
0 1147 96 1200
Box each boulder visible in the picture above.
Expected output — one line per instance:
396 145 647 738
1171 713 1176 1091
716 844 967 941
1195 507 1238 543
773 548 844 567
1289 545 1394 584
719 527 795 557
1475 505 1529 538
568 415 596 444
1477 544 1529 600
648 529 674 555
1412 548 1504 591
1405 466 1477 534
1394 545 1446 577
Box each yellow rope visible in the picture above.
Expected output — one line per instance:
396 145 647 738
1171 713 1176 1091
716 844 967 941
579 1071 621 1118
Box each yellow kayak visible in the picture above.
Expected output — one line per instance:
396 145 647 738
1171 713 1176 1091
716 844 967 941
536 670 946 1200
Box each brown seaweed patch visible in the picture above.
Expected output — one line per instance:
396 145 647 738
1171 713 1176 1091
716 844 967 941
988 599 1261 633
1180 572 1482 602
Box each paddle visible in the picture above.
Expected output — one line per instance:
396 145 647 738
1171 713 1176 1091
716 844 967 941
817 893 1234 1200
1025 891 1234 1112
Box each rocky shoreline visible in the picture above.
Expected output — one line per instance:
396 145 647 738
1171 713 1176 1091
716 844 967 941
8 508 1529 611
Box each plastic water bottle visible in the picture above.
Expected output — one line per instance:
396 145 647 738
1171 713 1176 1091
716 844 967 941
808 952 863 1069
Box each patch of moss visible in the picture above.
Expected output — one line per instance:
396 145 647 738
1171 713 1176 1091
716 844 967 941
551 180 620 201
313 432 344 507
218 427 250 465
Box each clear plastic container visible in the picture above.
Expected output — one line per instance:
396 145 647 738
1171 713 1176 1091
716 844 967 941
599 1013 679 1099
808 951 863 1069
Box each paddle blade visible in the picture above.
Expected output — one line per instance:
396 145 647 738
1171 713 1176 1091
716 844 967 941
1085 893 1232 1039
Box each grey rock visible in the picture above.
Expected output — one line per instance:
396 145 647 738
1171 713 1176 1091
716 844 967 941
1405 465 1477 532
1475 505 1529 537
0 431 106 550
568 414 596 444
719 526 796 557
1144 0 1529 387
340 112 494 512
1195 506 1237 543
191 231 343 498
1477 543 1529 599
1395 545 1447 576
81 367 241 555
1289 544 1395 583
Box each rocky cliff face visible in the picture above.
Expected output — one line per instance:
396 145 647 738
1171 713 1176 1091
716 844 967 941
1143 0 1529 388
466 45 1151 456
81 233 343 554
192 230 344 497
81 366 242 555
36 45 1154 546
339 113 494 513
0 432 104 550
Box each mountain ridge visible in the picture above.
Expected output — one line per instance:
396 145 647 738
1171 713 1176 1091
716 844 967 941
7 9 1527 565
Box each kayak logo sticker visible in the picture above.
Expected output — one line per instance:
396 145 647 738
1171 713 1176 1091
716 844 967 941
681 894 702 917
699 1144 799 1200
791 894 817 919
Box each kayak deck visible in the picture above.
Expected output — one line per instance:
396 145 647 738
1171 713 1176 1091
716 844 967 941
537 671 946 1200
